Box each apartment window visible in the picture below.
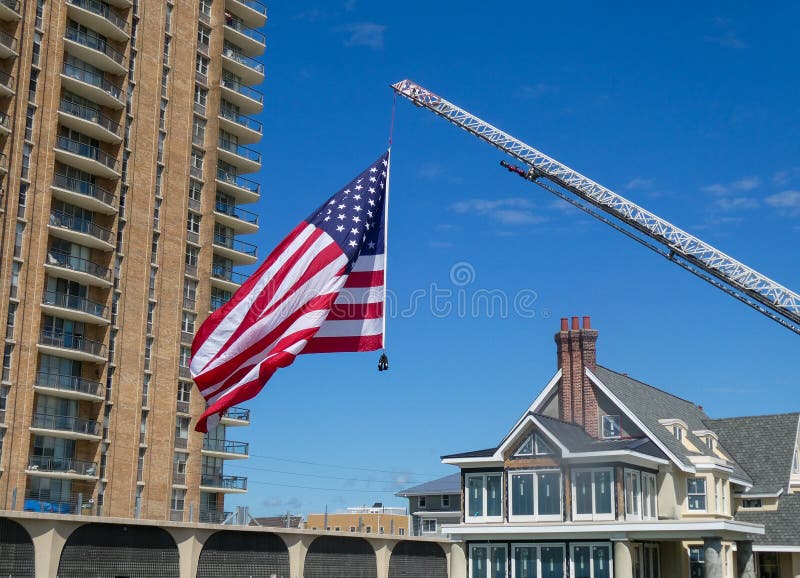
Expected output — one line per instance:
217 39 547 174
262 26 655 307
197 24 211 48
28 70 39 104
165 3 173 32
2 344 12 382
171 488 186 511
364 526 371 534
175 417 190 439
687 478 706 511
193 117 206 144
0 386 8 412
196 55 209 78
35 0 45 29
470 544 507 578
184 279 197 308
688 546 704 578
5 303 16 340
211 288 232 310
466 473 503 522
194 86 208 113
25 105 35 141
185 246 199 268
398 528 405 536
442 494 450 508
149 266 157 298
174 452 187 474
178 382 192 403
13 222 24 258
573 468 614 520
189 179 203 202
182 312 196 334
571 544 612 578
10 262 21 299
137 447 145 481
418 495 426 508
163 36 171 66
421 519 436 533
187 212 201 234
508 470 561 521
147 302 155 331
179 345 191 368
199 0 212 16
191 150 204 171
155 165 164 196
601 415 621 439
161 67 169 98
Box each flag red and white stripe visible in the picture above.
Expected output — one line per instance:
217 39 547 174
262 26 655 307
190 152 389 432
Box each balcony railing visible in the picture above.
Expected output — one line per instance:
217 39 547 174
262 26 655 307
223 406 250 421
67 0 128 33
203 438 249 456
225 18 266 45
220 77 263 103
49 210 114 244
218 140 261 163
230 0 266 17
35 371 103 397
222 47 264 74
39 329 107 357
215 201 259 225
213 234 257 257
0 152 7 171
56 136 119 172
28 455 97 476
31 412 101 436
24 489 94 515
176 400 190 414
170 509 184 522
219 108 263 133
46 250 111 282
0 111 9 131
199 509 233 524
178 365 191 379
216 169 260 194
0 69 14 91
52 172 117 209
211 264 249 285
60 98 121 136
174 436 188 450
0 28 17 53
65 26 125 66
0 0 20 16
42 291 108 319
62 62 122 101
200 474 247 490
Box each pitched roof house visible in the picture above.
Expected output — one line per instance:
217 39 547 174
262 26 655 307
396 473 462 536
440 317 799 578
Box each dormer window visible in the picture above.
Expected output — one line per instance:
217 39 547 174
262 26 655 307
602 415 621 439
660 419 688 443
673 426 683 441
792 448 799 473
705 437 714 451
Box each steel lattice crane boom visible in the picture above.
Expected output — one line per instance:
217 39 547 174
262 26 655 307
392 79 800 336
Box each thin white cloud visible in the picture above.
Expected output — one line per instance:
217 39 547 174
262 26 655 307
731 176 760 191
624 177 654 191
773 167 800 186
451 197 547 226
338 22 386 49
701 183 729 195
764 190 800 215
714 197 759 211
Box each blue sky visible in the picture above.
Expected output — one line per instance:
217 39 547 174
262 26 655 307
222 1 800 517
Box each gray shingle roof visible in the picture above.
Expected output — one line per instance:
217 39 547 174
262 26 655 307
395 473 461 497
593 366 753 484
441 448 497 459
704 413 799 495
735 494 800 547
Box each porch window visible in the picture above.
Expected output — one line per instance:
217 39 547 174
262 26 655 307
509 470 562 521
471 544 507 578
466 473 502 522
573 468 614 520
571 544 611 578
511 544 565 578
642 473 658 520
757 552 779 578
688 546 704 578
632 544 660 578
687 478 706 511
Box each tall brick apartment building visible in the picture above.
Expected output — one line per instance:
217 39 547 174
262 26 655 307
0 0 266 523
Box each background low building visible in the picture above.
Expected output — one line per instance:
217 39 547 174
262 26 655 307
397 473 461 536
306 503 408 536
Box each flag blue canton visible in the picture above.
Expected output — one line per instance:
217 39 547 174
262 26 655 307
307 151 389 264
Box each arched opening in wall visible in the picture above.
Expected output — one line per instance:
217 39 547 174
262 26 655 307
389 540 448 578
197 531 290 577
0 517 35 577
57 523 179 578
304 536 377 578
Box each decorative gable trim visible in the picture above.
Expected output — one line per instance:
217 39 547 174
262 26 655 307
585 367 693 473
497 369 562 449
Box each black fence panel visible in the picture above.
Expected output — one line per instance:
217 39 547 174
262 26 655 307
304 536 377 578
388 541 447 578
0 517 35 577
197 531 290 578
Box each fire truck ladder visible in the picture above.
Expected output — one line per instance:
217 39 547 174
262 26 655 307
392 79 800 336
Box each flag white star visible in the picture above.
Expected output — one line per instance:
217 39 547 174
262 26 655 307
367 210 373 218
348 240 358 247
336 225 345 232
338 204 346 209
350 227 359 235
369 176 377 183
370 167 378 173
368 241 376 249
324 216 330 221
353 194 362 200
368 187 375 194
337 214 346 220
355 184 363 190
353 205 362 212
352 216 361 223
368 199 375 206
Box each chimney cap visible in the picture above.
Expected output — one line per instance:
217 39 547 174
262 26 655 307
560 318 569 331
571 316 579 330
582 316 591 329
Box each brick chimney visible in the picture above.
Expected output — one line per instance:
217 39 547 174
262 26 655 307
555 316 599 436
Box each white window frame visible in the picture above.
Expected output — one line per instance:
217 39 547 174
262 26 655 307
534 433 554 455
569 543 613 578
641 472 658 520
421 518 436 533
687 477 707 512
470 543 508 578
511 543 566 578
624 468 642 520
601 414 621 439
572 467 615 521
507 469 562 522
465 472 504 523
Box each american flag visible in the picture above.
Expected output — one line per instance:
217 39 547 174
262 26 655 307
190 151 389 432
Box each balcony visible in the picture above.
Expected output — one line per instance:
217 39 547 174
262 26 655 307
34 371 104 402
220 77 263 115
218 108 262 144
52 172 117 215
225 0 267 28
30 412 102 441
0 28 17 59
48 210 114 251
55 136 120 179
213 233 258 265
214 201 259 234
221 406 250 426
202 438 249 459
61 61 124 109
44 250 112 288
26 456 98 479
224 19 266 57
217 140 261 173
211 264 249 292
199 509 233 524
0 151 6 174
41 291 109 326
59 99 122 144
66 0 129 42
0 68 14 96
222 48 264 85
64 26 126 74
0 110 10 135
38 329 107 363
200 474 248 493
216 169 260 204
0 0 21 21
24 489 95 515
